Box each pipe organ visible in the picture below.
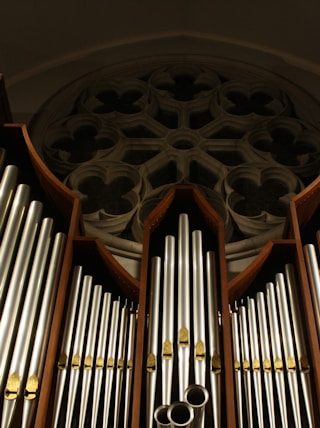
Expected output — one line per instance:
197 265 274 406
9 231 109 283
0 81 319 427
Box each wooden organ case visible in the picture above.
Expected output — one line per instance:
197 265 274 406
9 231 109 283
0 74 319 427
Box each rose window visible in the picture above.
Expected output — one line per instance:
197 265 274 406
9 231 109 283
29 56 320 275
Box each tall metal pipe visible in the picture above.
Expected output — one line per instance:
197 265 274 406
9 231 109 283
162 235 175 406
65 275 92 428
146 256 161 428
247 297 264 428
192 230 206 389
266 282 288 428
177 213 191 401
256 292 275 428
21 232 66 428
276 273 302 428
206 251 221 428
52 265 83 428
0 200 43 394
1 217 54 428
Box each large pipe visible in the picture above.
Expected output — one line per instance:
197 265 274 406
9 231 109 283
177 213 191 401
162 235 175 406
146 256 161 428
206 251 221 428
192 231 206 388
184 384 209 428
168 401 194 428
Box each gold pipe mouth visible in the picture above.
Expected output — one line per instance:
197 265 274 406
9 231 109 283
5 372 20 401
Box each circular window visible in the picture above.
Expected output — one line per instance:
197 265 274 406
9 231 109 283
28 56 320 273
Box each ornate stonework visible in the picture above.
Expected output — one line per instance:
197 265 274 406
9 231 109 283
29 56 320 267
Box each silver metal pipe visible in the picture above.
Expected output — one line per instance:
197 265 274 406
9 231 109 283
154 404 172 428
230 309 243 428
123 306 137 428
21 232 66 428
206 251 221 428
303 244 320 342
1 217 54 428
266 282 288 428
184 384 209 428
238 304 253 428
0 183 30 308
146 256 161 428
162 235 175 406
285 263 315 428
113 302 129 428
0 199 43 394
103 298 120 428
52 265 83 428
91 291 112 428
168 401 194 428
192 230 206 388
79 284 102 428
0 164 19 237
247 298 264 428
256 292 275 428
275 273 302 428
177 213 190 401
65 275 92 428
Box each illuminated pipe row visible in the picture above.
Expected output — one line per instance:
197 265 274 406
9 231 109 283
146 213 221 428
0 218 67 427
51 267 137 428
230 264 315 428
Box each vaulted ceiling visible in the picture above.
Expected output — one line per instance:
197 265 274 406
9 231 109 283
2 1 320 123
